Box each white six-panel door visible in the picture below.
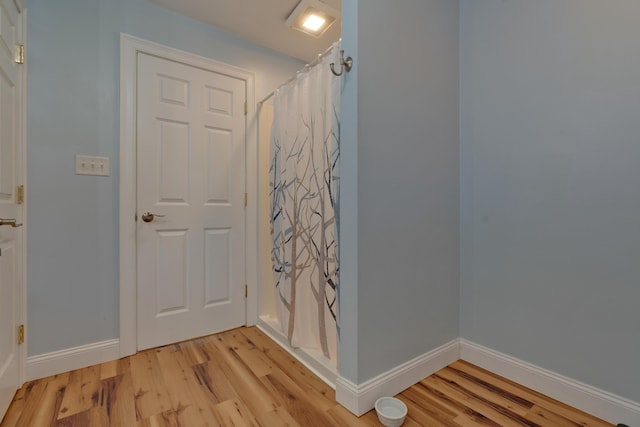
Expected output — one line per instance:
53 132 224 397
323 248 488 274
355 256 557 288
0 0 24 419
136 53 246 350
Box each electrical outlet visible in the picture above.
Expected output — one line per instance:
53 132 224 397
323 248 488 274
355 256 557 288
75 155 110 176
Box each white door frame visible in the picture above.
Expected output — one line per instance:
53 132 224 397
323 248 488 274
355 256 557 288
119 33 258 357
0 0 27 388
18 4 27 386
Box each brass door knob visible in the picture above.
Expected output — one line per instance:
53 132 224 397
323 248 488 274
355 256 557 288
141 212 165 222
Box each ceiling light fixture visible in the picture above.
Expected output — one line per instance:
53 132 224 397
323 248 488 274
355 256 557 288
303 14 326 32
286 0 339 37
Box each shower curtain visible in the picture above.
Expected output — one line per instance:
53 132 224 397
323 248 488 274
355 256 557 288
269 43 340 362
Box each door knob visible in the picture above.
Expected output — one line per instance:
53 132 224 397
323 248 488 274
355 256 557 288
141 212 165 223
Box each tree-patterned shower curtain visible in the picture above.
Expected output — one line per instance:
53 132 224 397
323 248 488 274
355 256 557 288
269 42 340 362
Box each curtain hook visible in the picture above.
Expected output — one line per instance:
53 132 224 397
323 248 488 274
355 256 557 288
330 50 353 76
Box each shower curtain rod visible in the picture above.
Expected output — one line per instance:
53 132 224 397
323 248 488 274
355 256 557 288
257 41 338 106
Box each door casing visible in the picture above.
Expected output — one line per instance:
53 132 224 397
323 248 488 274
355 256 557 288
119 33 258 357
0 0 27 415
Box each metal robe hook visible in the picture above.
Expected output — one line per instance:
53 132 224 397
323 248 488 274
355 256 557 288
330 50 353 76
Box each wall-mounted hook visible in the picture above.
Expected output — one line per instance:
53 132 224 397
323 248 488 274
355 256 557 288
330 50 353 76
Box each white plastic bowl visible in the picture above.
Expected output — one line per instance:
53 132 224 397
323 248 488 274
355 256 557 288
374 397 408 427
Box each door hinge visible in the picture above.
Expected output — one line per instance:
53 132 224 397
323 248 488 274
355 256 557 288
16 185 24 204
245 284 248 298
18 324 25 345
244 101 248 115
15 45 25 64
244 193 248 207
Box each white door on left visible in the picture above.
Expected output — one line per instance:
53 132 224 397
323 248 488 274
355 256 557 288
0 0 25 419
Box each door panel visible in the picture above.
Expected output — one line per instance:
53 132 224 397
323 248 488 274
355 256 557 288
155 230 188 315
136 53 246 351
157 119 189 203
0 0 23 419
204 228 231 305
0 241 17 406
205 128 232 203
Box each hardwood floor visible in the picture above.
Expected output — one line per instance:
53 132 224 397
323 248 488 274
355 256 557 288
1 327 613 426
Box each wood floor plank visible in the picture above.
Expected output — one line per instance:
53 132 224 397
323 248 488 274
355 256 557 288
0 382 28 426
205 335 280 417
1 327 614 427
128 349 174 421
256 406 302 427
451 361 560 408
239 327 335 409
98 357 131 382
261 357 335 413
453 413 503 427
259 368 335 427
192 360 239 403
438 367 531 416
326 404 379 427
425 374 538 426
99 360 119 381
399 389 461 427
154 344 220 427
57 364 101 419
222 330 275 378
450 361 613 427
402 377 461 416
54 407 109 427
136 410 180 427
211 398 260 427
524 405 586 427
178 339 210 366
13 372 69 427
416 379 504 427
533 402 613 427
359 410 385 425
97 373 136 426
399 401 454 427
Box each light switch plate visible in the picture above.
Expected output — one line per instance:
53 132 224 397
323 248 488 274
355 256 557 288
75 155 110 176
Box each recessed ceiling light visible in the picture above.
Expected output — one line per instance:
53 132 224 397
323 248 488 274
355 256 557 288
302 14 326 32
286 0 339 37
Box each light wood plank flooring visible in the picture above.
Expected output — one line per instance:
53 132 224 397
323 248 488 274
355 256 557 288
1 327 613 426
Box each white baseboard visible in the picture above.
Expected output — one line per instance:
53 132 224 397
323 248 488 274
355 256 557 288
460 339 640 426
335 339 461 416
257 316 337 389
27 339 120 381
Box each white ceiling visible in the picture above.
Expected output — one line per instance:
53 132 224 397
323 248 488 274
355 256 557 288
146 0 342 63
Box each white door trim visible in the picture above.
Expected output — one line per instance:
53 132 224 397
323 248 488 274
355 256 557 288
18 6 27 387
119 33 258 358
0 0 27 412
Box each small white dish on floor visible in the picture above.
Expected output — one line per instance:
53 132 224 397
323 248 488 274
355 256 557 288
374 397 407 427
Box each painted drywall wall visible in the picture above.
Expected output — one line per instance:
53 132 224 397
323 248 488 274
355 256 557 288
26 0 303 356
337 0 359 383
340 0 460 383
460 0 640 402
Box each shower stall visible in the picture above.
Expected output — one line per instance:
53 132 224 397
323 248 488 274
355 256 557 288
256 42 344 386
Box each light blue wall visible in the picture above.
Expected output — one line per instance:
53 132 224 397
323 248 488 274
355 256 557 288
26 0 303 356
460 0 640 402
340 0 460 383
337 0 359 383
